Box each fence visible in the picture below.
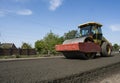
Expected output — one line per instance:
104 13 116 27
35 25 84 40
0 49 36 55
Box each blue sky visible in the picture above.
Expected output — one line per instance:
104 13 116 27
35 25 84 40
0 0 120 47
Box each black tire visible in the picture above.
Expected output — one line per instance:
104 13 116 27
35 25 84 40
84 53 96 60
101 42 112 57
63 53 74 59
63 52 77 59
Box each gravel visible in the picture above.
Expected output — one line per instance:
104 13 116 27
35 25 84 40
99 74 120 83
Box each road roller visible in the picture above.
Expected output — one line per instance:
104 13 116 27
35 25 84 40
55 22 112 59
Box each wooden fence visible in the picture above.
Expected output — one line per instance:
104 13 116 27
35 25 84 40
0 49 36 55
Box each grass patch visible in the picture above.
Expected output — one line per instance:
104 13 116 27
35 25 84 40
0 53 62 60
0 55 16 59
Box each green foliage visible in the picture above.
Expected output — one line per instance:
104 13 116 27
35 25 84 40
113 43 119 50
21 42 32 49
35 40 46 54
64 30 77 39
35 31 64 55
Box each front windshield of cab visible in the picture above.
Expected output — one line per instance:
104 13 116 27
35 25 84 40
80 25 102 37
80 26 91 36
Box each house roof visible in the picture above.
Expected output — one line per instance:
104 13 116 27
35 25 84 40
0 43 17 49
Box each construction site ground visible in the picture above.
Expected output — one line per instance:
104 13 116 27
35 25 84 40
0 52 120 83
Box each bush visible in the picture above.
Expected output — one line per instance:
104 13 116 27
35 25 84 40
15 55 21 58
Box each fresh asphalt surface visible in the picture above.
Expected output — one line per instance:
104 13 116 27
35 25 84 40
0 52 120 83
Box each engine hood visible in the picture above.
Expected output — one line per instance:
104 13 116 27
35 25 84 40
63 37 87 44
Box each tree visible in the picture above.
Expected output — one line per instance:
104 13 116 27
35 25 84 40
44 31 64 54
21 42 32 49
113 43 119 50
35 40 46 54
35 31 64 55
64 30 77 39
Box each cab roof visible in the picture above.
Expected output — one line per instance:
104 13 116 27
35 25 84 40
78 22 102 28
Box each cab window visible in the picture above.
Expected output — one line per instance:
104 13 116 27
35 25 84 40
91 26 102 34
80 26 91 36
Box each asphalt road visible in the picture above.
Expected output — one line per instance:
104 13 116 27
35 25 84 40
0 53 120 83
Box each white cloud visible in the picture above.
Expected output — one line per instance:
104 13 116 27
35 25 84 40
110 24 120 31
49 0 63 11
13 0 29 2
16 9 33 15
0 9 11 17
0 9 32 17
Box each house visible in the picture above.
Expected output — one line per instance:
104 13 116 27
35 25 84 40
0 43 36 55
0 43 17 49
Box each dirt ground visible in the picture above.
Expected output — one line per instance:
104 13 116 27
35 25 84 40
100 74 120 83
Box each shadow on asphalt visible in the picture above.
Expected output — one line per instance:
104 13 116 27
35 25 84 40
62 54 116 61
